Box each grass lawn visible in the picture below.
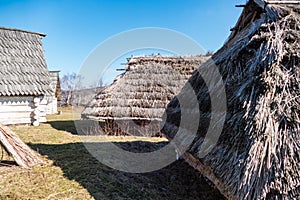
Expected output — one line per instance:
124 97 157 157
0 107 224 200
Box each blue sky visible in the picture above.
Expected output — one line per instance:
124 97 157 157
0 0 245 84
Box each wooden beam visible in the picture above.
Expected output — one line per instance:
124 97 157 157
250 11 258 23
182 152 236 200
235 4 246 7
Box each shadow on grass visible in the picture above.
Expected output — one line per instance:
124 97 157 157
0 160 17 167
47 120 105 135
47 120 78 134
29 141 225 200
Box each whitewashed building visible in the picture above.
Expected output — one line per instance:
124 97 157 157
46 71 61 114
0 27 54 126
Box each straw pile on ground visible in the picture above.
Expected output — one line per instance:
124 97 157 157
82 55 209 136
162 0 300 199
0 123 43 168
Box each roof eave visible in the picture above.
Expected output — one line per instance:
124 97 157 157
0 26 46 37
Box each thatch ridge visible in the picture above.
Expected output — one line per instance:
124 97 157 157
162 1 300 199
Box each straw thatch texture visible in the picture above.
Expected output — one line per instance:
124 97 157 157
162 0 300 199
0 27 51 96
82 55 209 135
0 123 43 168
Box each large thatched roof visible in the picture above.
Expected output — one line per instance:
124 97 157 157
0 27 51 96
81 55 209 121
162 0 300 199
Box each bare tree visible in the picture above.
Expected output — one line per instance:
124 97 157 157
60 73 84 105
97 77 104 88
89 77 104 88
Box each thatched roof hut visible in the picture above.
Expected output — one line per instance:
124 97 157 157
162 0 300 199
81 55 209 136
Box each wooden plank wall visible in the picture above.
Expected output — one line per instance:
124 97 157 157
0 96 48 125
45 96 58 115
0 96 34 125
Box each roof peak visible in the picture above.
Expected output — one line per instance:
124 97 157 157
130 54 206 58
0 26 46 37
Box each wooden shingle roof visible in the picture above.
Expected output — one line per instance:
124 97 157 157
0 27 52 96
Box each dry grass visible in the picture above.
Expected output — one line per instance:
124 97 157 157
0 107 223 200
0 107 92 199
